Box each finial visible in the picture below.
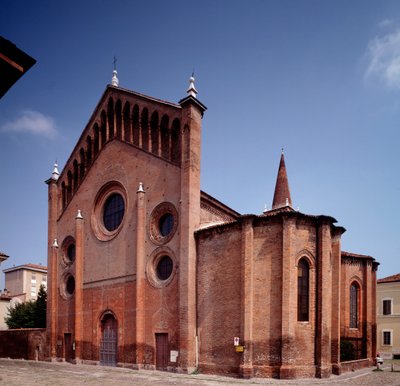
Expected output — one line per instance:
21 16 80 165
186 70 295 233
76 210 83 219
263 204 268 213
111 56 119 87
285 198 289 206
281 147 284 155
51 161 60 181
52 238 59 248
187 72 198 98
137 182 145 193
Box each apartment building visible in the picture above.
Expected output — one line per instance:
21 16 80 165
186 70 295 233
3 264 47 301
377 273 400 359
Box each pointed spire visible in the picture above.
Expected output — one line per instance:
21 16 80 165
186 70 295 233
186 72 198 98
111 56 119 87
272 150 293 210
51 161 59 181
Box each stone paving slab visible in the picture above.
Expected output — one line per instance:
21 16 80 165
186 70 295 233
0 359 399 385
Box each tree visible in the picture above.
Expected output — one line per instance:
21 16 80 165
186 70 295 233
36 284 47 328
4 285 47 329
4 300 37 329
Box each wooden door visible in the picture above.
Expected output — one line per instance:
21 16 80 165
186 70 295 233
64 333 73 362
155 333 169 370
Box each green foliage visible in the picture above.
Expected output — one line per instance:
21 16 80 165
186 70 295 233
340 340 356 361
36 284 47 328
4 285 47 329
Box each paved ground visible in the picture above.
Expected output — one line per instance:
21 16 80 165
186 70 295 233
0 359 399 385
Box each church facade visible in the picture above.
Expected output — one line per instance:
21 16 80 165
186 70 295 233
46 73 378 379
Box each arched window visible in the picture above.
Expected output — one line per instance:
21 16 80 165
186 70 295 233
67 171 72 203
150 111 159 155
132 105 139 145
61 181 67 209
171 118 181 164
73 160 78 192
160 115 169 160
107 98 114 140
93 123 100 157
86 136 92 167
79 148 85 181
297 258 309 321
350 283 359 328
141 108 149 151
100 111 107 146
123 102 131 142
115 99 122 140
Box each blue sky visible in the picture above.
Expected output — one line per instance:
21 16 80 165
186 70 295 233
1 0 399 288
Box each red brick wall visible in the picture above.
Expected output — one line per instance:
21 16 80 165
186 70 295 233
54 140 183 365
340 255 377 363
49 89 198 368
197 223 242 375
0 328 46 360
197 215 333 379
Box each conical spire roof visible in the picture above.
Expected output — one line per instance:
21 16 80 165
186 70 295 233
272 151 292 209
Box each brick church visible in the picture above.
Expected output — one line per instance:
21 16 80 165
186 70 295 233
46 70 378 379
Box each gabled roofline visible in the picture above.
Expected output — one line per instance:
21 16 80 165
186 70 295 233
57 85 183 181
200 190 241 218
109 85 182 109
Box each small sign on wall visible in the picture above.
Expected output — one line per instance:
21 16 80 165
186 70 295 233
235 345 244 353
170 350 178 362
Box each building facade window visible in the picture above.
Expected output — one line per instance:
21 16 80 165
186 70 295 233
67 244 76 263
159 213 174 237
383 299 392 315
146 247 176 288
92 182 127 241
383 330 392 346
149 202 178 245
297 258 309 322
103 193 125 231
350 283 359 328
66 275 75 296
156 255 173 281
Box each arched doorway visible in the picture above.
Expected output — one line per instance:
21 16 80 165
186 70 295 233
100 312 117 366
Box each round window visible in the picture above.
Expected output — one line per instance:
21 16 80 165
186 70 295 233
61 236 76 266
66 275 75 295
91 182 127 242
159 213 174 236
103 193 125 231
67 244 76 263
146 248 176 288
156 255 173 280
149 202 178 245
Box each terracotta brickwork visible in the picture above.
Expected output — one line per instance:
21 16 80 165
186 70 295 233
196 212 361 379
0 328 46 360
45 80 377 379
